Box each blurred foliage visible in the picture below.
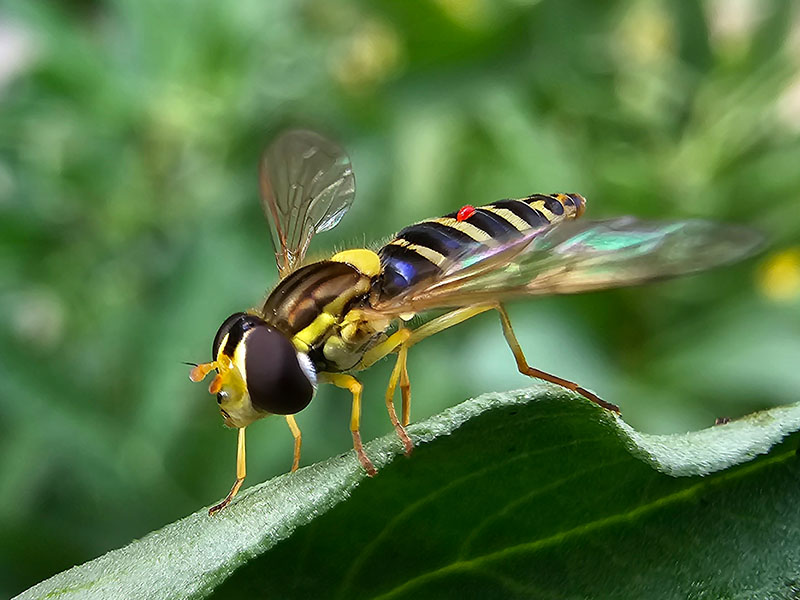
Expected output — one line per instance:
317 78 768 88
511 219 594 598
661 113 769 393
0 0 799 596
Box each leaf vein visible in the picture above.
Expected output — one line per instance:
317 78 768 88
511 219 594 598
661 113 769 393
370 449 796 600
336 433 608 599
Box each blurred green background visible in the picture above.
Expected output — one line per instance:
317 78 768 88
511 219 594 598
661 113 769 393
1 0 799 595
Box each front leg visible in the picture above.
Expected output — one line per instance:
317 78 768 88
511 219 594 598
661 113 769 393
209 427 246 516
285 415 302 472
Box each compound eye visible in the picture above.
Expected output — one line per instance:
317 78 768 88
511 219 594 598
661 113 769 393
243 325 314 415
212 312 247 360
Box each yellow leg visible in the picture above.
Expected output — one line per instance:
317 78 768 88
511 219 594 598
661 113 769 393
394 305 494 427
357 328 415 452
286 415 302 472
359 328 411 369
407 305 494 347
385 342 413 454
400 349 411 427
350 306 495 455
209 427 246 516
324 373 377 476
496 304 620 413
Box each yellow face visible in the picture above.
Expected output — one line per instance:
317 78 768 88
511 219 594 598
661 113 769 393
190 313 316 427
190 333 267 429
214 343 265 428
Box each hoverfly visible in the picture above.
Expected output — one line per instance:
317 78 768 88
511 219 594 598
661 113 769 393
190 129 760 515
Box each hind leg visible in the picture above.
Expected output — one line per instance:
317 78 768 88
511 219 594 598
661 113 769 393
495 304 619 413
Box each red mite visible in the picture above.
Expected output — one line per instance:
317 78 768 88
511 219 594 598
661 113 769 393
456 205 476 221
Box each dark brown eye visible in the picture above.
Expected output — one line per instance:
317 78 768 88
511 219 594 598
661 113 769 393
243 323 315 415
212 312 247 359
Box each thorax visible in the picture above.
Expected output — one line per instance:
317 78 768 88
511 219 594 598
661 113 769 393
259 250 390 372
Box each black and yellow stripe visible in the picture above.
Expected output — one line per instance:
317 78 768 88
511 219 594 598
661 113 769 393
377 193 585 298
261 260 372 356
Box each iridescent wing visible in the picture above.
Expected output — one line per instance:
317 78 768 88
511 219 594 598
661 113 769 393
371 217 763 315
259 130 356 277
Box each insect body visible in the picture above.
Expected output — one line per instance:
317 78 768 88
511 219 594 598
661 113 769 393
190 130 760 515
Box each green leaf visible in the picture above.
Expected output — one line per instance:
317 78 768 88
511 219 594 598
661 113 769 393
16 386 800 600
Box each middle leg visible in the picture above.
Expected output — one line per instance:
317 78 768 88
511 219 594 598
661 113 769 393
358 328 414 453
400 305 495 426
341 306 497 458
385 342 413 454
324 373 377 476
400 348 411 427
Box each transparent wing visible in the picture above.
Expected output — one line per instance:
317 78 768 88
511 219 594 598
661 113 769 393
259 129 356 277
372 217 763 314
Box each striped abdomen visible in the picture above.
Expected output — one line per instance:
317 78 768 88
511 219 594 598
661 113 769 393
377 193 585 298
